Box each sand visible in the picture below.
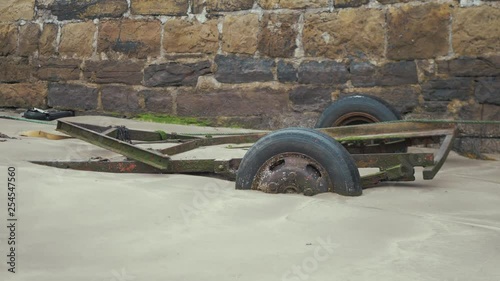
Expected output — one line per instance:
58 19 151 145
0 115 499 281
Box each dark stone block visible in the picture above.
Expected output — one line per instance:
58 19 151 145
379 61 418 86
437 56 500 77
214 116 268 130
0 57 31 83
215 55 274 83
177 87 288 117
422 101 453 118
453 138 499 155
192 0 254 13
475 77 500 106
277 61 297 83
298 61 349 85
340 86 419 114
350 62 377 87
48 83 98 110
350 61 418 87
289 87 331 112
47 0 128 20
84 60 144 85
422 78 473 101
334 0 370 8
35 58 81 82
141 89 174 114
101 85 140 113
144 61 211 87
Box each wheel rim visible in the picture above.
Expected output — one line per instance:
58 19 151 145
333 112 380 126
251 152 331 196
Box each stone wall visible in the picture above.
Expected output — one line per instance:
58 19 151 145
0 0 499 148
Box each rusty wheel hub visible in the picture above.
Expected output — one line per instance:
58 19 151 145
334 112 380 126
251 152 331 196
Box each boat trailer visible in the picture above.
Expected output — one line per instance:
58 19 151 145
31 119 466 196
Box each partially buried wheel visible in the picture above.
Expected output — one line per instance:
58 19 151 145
235 128 361 196
315 95 402 128
315 95 407 153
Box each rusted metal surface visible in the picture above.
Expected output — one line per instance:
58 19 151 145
57 121 171 170
334 111 380 126
251 152 331 196
319 121 456 141
70 122 200 141
160 133 267 156
35 120 460 196
351 153 434 169
30 160 165 174
423 132 457 180
30 158 241 181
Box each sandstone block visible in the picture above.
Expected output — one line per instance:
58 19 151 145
0 82 47 108
258 0 328 9
298 61 349 85
258 13 299 58
453 7 500 57
437 56 500 77
48 0 128 20
19 23 40 57
164 18 218 54
303 9 384 60
39 23 58 57
101 85 141 113
222 14 259 55
144 61 211 87
84 60 144 85
193 0 254 13
422 78 473 101
387 4 450 60
48 83 98 110
35 58 81 82
350 61 418 87
0 0 34 22
131 0 188 15
59 21 96 58
289 86 332 112
0 57 31 82
99 19 161 59
177 87 288 117
0 24 17 56
475 77 500 106
142 89 174 114
215 55 275 83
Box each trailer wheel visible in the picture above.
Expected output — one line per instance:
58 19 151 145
315 95 401 127
315 95 406 152
235 128 361 196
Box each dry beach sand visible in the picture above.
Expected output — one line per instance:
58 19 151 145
0 115 499 281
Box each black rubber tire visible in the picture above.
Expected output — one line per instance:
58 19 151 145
235 128 362 196
315 95 401 128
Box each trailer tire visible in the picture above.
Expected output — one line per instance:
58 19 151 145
235 128 361 196
316 95 407 153
315 95 401 128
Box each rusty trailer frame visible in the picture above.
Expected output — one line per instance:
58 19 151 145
31 120 457 193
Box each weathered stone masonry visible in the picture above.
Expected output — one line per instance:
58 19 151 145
0 0 499 150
